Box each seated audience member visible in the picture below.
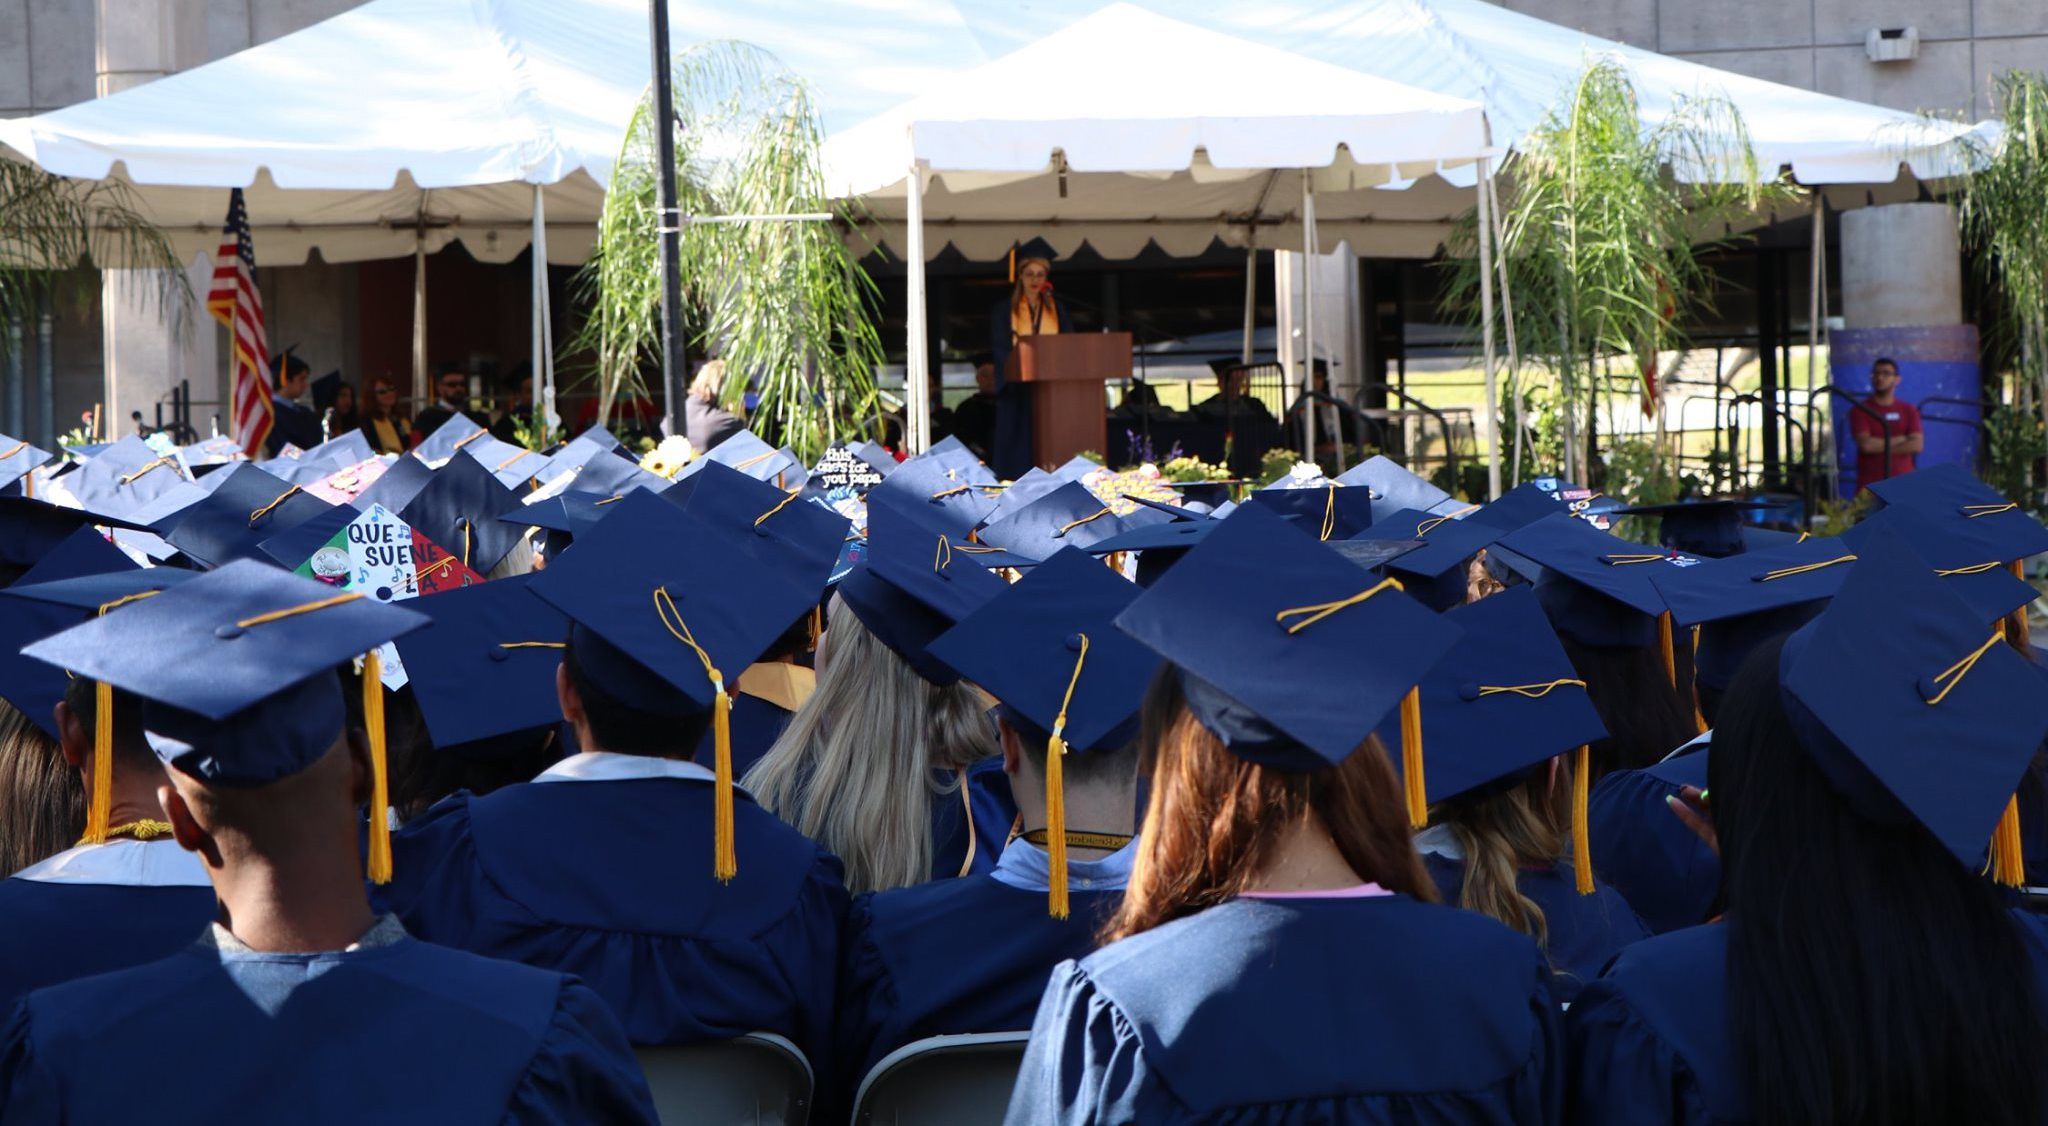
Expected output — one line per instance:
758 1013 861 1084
1405 589 1649 1004
377 493 847 1077
1192 361 1275 421
410 363 490 444
264 350 325 456
1006 506 1561 1124
4 561 655 1123
949 356 1000 458
1567 534 2048 1125
840 549 1152 1087
360 374 412 454
0 678 216 1011
489 366 535 446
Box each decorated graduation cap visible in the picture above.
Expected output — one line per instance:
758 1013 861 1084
1866 463 2048 565
392 576 570 756
1607 498 1782 559
1779 527 2048 885
837 491 1010 685
1469 480 1586 533
1114 503 1462 824
0 433 54 494
395 452 525 576
156 462 337 569
1504 513 1693 680
1378 587 1608 891
528 490 823 879
977 481 1133 559
1244 482 1375 541
21 558 428 880
61 436 193 520
928 548 1159 917
1335 455 1465 522
1349 506 1499 611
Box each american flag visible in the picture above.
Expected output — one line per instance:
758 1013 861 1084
207 188 273 453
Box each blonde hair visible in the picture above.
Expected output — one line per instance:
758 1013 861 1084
1441 767 1571 951
689 360 730 405
742 597 998 893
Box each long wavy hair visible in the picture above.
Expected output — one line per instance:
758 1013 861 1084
1715 637 2047 1125
743 596 998 893
1440 767 1570 948
1104 669 1435 944
0 700 79 875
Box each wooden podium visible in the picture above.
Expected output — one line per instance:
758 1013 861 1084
1006 331 1132 469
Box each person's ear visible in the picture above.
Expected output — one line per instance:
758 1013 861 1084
344 728 373 807
556 662 583 726
998 718 1023 777
55 699 88 771
160 783 210 860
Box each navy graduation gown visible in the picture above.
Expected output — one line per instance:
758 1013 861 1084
931 757 1016 881
376 755 847 1075
1565 914 2048 1124
1423 854 1651 1005
692 692 795 781
1006 896 1563 1124
0 919 655 1124
1587 744 1718 933
0 840 219 1012
839 850 1126 1088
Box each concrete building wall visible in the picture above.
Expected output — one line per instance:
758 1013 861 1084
1502 0 2048 119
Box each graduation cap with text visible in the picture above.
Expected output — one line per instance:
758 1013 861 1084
837 492 1010 685
156 462 338 569
1349 506 1503 611
1114 503 1462 823
391 575 570 756
22 558 428 878
1866 463 2048 564
1243 482 1375 540
1608 498 1784 559
1377 587 1609 889
0 433 55 494
928 547 1159 917
1779 528 2048 883
395 453 525 575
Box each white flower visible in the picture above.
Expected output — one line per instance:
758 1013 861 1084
1287 461 1325 484
639 435 698 479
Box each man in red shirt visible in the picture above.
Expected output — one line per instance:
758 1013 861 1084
1851 356 1922 489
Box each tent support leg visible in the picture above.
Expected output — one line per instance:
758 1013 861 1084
1300 169 1318 465
1242 243 1256 367
411 217 427 414
905 157 930 454
1478 156 1501 500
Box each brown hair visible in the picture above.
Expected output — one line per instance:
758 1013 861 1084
0 700 82 874
1104 669 1435 944
1440 768 1569 949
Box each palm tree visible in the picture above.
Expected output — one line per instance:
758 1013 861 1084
569 41 883 459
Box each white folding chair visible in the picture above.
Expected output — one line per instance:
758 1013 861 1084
850 1031 1032 1125
634 1031 813 1126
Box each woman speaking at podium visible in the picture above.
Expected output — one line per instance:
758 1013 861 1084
987 237 1068 479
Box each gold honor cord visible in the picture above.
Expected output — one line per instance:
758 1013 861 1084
1043 634 1091 920
248 484 303 525
1056 507 1115 538
653 586 736 880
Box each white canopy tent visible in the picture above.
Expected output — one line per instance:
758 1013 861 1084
823 4 1506 481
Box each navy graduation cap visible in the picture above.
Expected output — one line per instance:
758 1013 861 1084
865 487 1038 570
534 429 626 488
1779 528 2048 885
1469 480 1587 533
457 432 549 489
851 441 899 478
1647 535 1855 694
391 575 570 756
1050 454 1100 483
62 436 193 520
1377 587 1608 890
528 489 823 879
1866 463 2048 564
677 429 803 488
1608 498 1783 559
498 489 646 541
1244 482 1375 541
0 527 142 742
1843 503 2044 625
982 468 1064 525
977 481 1137 559
411 413 488 464
555 445 669 498
21 558 428 880
662 459 848 593
837 492 1010 686
867 454 1000 538
351 452 436 514
0 432 54 494
1350 506 1501 611
1504 512 1692 656
0 497 156 577
157 462 337 569
1114 503 1461 825
1334 455 1466 523
928 547 1159 918
396 453 525 576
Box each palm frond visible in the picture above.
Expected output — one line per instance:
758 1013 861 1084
0 159 193 358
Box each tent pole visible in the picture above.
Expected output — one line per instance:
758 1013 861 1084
1477 156 1501 500
532 184 558 441
1808 193 1830 504
411 215 427 412
1242 242 1256 366
905 155 930 454
648 0 687 439
1300 169 1317 464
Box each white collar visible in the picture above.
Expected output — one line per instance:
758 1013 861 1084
989 836 1139 894
11 838 213 888
534 750 720 787
1661 729 1713 763
1413 822 1464 861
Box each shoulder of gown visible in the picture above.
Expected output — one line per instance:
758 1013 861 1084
0 876 218 1012
1587 752 1720 933
502 977 659 1125
1565 923 1729 1126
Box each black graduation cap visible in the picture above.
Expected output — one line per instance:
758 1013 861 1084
268 346 309 386
1607 499 1784 559
1013 237 1058 265
1244 482 1375 541
157 463 337 569
311 370 344 410
395 454 525 575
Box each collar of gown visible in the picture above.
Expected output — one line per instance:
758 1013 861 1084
535 749 750 795
1413 822 1464 861
989 835 1139 895
10 838 213 888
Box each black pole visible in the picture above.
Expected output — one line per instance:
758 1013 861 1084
647 0 687 437
1757 249 1782 491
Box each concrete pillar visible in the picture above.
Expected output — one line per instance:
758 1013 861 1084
1839 202 1963 330
97 0 211 441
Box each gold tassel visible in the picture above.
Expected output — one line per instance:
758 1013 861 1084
1572 745 1594 895
713 679 736 882
1690 624 1709 733
363 649 392 884
1400 686 1426 829
1046 729 1070 920
1992 795 2026 888
2011 561 2033 649
1658 611 1678 691
1008 247 1017 283
808 605 823 652
83 681 114 844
